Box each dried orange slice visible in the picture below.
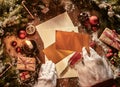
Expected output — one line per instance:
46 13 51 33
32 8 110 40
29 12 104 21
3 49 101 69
26 25 36 35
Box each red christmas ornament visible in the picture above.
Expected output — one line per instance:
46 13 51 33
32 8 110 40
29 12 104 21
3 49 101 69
16 47 21 53
18 30 27 39
19 33 26 39
89 16 99 25
11 41 17 47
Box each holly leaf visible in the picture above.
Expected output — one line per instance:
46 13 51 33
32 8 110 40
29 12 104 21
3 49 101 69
118 51 120 57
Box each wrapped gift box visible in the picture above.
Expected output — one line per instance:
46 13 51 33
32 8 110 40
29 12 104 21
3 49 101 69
19 71 30 81
17 56 36 71
99 28 120 50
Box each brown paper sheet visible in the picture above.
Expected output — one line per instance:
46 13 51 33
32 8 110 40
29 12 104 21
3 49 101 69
56 30 90 52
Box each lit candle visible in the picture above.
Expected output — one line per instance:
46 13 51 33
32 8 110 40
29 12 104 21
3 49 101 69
25 40 33 49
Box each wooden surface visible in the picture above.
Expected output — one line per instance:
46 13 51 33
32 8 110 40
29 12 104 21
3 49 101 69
10 2 118 86
31 5 104 87
27 31 45 63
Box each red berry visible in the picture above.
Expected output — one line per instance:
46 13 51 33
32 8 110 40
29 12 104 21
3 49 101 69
109 53 113 56
114 53 118 56
106 53 111 58
111 61 114 64
89 16 99 25
11 41 17 47
106 53 113 58
108 49 112 53
16 47 21 53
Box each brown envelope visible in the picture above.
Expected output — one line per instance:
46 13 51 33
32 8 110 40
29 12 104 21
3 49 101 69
56 30 90 52
43 43 73 63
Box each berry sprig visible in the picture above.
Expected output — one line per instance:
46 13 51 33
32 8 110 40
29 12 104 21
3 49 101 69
106 49 113 58
106 48 120 67
78 12 99 32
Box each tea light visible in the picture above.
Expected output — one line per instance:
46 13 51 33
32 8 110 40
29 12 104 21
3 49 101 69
25 40 33 49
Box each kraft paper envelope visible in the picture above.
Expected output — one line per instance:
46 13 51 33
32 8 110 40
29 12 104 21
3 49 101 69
36 12 78 78
56 30 90 52
43 43 73 63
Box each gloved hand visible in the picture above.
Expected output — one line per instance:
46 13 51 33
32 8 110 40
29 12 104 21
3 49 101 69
34 61 57 87
74 47 113 87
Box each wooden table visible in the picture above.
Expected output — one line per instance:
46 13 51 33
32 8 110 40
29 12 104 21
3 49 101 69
29 4 104 87
14 2 120 86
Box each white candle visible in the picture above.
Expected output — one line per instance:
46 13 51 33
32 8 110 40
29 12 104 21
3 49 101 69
25 40 33 49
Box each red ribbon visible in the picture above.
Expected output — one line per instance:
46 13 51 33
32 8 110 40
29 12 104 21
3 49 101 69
20 72 29 80
103 30 120 50
68 52 82 66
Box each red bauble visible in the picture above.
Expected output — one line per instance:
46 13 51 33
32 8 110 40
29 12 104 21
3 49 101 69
11 41 17 47
16 47 21 53
18 30 27 39
89 16 99 25
19 33 26 39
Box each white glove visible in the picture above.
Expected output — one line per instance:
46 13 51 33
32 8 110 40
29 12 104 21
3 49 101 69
74 47 113 87
34 61 57 87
